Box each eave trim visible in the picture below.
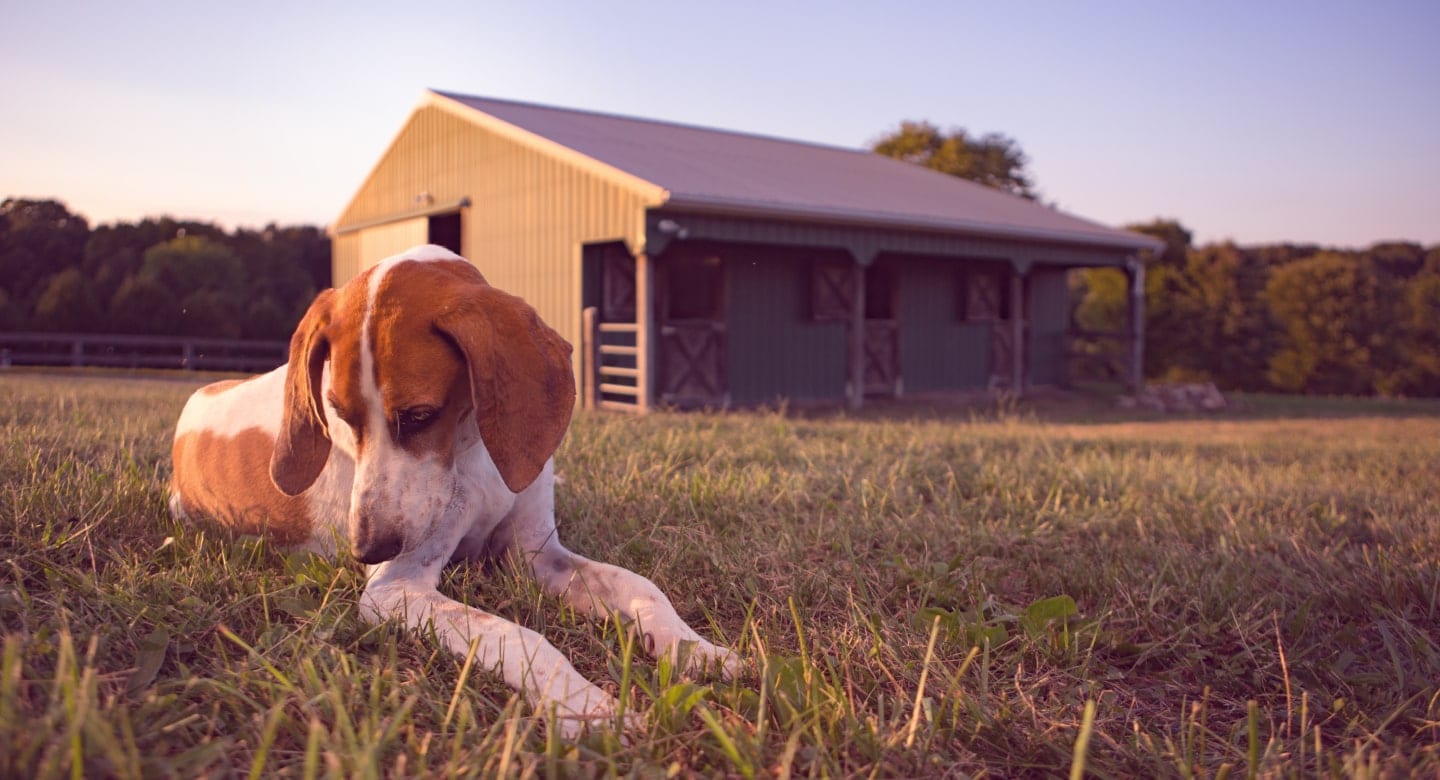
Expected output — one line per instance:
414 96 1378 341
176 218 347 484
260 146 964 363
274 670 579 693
332 197 470 235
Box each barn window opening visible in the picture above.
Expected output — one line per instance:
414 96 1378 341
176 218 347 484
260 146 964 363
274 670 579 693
865 264 895 320
666 253 724 321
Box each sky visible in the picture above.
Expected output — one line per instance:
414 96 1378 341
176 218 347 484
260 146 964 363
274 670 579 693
2 1 1437 248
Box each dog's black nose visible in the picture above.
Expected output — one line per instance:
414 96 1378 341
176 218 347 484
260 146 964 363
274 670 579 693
353 534 403 565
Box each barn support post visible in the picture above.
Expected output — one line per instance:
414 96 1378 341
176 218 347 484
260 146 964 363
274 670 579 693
1125 259 1146 394
581 306 599 410
848 259 866 410
636 252 654 412
1010 270 1026 395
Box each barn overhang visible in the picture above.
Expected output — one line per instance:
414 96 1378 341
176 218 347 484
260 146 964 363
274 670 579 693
642 208 1145 274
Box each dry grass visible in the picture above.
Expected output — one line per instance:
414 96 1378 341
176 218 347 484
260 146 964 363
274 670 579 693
1 370 1437 777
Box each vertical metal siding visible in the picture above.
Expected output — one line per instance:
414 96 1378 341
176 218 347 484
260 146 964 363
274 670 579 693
897 257 990 392
356 218 428 270
725 250 848 405
331 234 361 289
1026 267 1070 386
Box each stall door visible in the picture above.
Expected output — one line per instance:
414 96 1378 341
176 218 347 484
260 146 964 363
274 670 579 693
658 249 728 408
861 263 900 397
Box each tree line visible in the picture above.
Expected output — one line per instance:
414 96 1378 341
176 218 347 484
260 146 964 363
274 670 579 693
1071 221 1440 397
870 122 1440 398
0 198 328 341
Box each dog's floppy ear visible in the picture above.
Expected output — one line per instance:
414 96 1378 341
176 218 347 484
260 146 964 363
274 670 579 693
435 285 575 494
271 288 335 496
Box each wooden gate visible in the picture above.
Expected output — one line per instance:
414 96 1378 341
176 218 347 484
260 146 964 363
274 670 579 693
582 243 642 411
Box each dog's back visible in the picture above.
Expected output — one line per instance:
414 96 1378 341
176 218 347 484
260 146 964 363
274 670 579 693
169 368 316 544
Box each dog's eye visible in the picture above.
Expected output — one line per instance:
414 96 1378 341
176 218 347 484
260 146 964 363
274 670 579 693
327 395 360 428
395 407 438 436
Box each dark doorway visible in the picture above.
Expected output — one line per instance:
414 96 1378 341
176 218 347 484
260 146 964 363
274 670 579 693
428 213 462 255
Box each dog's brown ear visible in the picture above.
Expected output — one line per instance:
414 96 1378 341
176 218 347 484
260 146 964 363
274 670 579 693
436 285 575 494
271 288 335 496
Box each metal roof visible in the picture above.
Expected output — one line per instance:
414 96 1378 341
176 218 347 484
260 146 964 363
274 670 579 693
429 90 1161 253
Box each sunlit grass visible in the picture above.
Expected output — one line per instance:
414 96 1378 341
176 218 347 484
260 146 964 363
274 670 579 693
1 371 1437 776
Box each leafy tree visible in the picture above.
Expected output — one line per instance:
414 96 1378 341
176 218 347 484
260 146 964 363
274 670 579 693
229 227 315 319
242 295 290 340
268 224 332 289
1174 243 1276 390
0 198 89 304
1395 270 1440 395
109 275 180 335
32 268 102 333
140 235 246 300
0 287 20 331
1368 241 1425 279
871 120 1037 199
1264 254 1396 395
177 289 243 339
85 223 161 305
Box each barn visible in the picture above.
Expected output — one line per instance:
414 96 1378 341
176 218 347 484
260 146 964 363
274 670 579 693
331 89 1161 411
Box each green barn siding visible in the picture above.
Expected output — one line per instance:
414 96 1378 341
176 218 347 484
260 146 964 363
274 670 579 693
896 258 991 392
725 251 848 405
1027 267 1071 386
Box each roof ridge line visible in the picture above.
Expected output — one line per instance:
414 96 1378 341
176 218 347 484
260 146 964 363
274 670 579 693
428 88 878 159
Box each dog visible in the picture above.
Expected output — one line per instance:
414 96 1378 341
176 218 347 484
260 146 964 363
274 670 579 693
169 244 740 737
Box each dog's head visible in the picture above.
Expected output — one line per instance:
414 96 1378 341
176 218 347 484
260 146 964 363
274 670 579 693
269 247 575 564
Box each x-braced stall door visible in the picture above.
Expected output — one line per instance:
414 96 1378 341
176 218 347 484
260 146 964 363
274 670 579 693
965 265 1026 390
658 249 728 408
812 260 901 398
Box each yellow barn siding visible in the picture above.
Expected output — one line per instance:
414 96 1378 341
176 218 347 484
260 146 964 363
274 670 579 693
332 234 361 289
332 104 657 382
357 218 428 272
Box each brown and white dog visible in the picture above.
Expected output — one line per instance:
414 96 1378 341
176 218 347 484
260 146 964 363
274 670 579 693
169 244 739 737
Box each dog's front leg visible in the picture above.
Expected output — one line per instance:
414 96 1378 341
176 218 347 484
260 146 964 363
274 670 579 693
361 560 622 738
499 476 742 678
532 541 744 678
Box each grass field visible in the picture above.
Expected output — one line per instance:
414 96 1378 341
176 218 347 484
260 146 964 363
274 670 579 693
2 370 1438 778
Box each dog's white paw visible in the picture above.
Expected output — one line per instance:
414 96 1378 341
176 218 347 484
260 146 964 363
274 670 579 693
548 686 641 741
674 639 746 680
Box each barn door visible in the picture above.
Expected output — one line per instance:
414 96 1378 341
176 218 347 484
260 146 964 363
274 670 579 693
658 249 728 408
860 263 900 397
814 259 901 399
966 266 1024 390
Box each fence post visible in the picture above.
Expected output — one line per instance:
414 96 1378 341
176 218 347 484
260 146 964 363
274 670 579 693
182 342 195 370
71 340 84 368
